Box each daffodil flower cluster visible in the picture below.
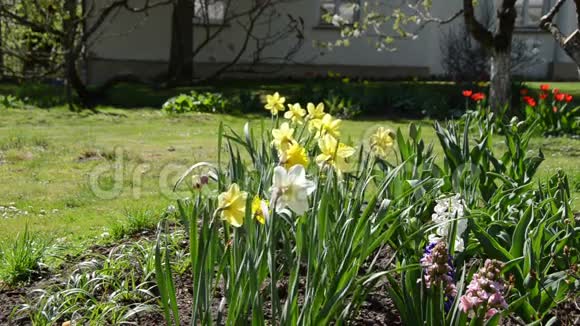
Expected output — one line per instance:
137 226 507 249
214 93 363 228
265 93 356 176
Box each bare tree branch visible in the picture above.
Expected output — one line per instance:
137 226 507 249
463 0 494 48
539 0 569 47
201 0 271 81
539 0 580 70
83 0 172 43
408 2 464 27
190 0 303 80
411 8 464 35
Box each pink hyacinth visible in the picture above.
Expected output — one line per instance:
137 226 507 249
459 259 508 320
419 240 457 310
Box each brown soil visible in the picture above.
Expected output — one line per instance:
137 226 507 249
1 231 578 326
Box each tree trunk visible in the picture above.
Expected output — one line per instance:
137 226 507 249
540 0 580 77
62 0 91 110
489 47 512 111
563 30 580 74
167 0 193 84
0 15 3 79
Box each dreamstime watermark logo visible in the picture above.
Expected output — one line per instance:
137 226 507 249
87 147 196 200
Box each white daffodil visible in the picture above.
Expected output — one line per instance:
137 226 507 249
428 194 467 252
271 165 316 215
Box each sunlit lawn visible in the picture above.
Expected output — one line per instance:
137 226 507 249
1 106 579 255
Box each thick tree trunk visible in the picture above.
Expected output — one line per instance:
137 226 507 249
0 15 3 79
167 0 193 84
463 0 516 112
62 0 91 110
489 47 512 111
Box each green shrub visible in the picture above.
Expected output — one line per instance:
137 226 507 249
296 77 467 119
234 89 262 113
162 91 231 114
13 82 66 108
0 94 28 109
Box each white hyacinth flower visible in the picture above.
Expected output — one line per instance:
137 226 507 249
429 194 467 252
271 165 316 215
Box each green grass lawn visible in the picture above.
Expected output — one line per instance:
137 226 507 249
1 106 579 254
526 81 580 97
0 108 412 248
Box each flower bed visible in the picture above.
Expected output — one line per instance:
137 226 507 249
153 93 579 324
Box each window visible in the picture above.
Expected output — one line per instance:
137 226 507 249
194 0 225 25
319 0 360 26
515 0 550 27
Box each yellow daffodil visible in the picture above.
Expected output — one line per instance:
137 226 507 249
311 114 341 138
306 102 325 120
284 103 306 124
251 195 268 224
306 102 326 131
272 122 295 152
217 183 248 227
282 143 309 169
370 127 395 158
316 134 356 173
264 92 286 115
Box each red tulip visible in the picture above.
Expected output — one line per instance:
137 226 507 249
462 90 473 97
565 94 573 102
523 96 536 107
555 93 566 102
540 84 550 91
520 88 528 96
553 88 560 94
539 92 548 100
471 92 485 102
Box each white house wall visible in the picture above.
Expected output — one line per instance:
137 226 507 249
190 1 457 70
87 0 172 61
85 0 576 84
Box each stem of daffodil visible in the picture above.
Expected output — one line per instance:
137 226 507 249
392 145 400 166
296 120 307 140
190 207 220 323
304 129 315 153
268 196 280 323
